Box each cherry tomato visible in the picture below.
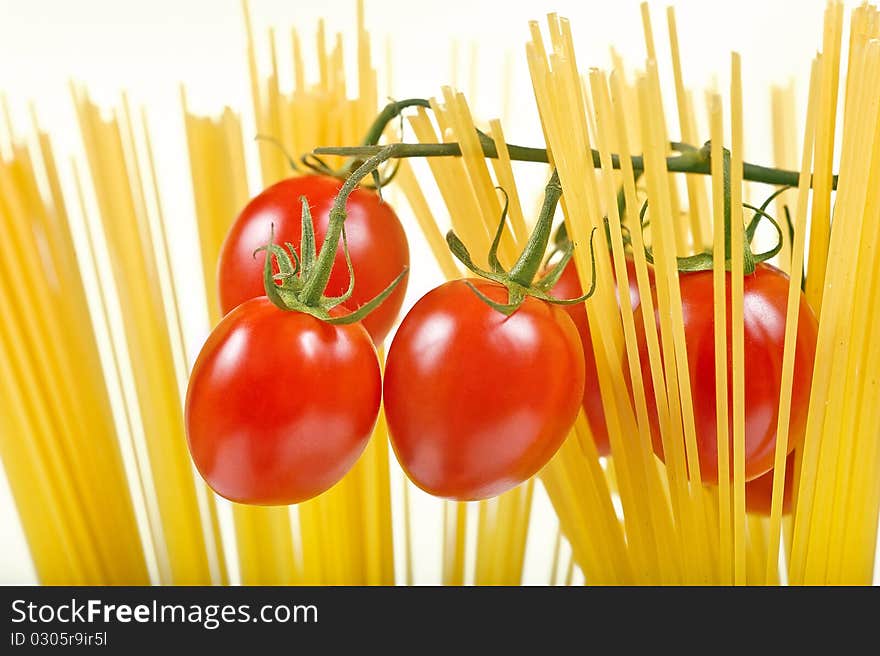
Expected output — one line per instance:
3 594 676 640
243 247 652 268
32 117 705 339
218 174 409 344
185 297 382 505
383 279 585 500
634 262 818 483
745 451 796 515
550 257 649 456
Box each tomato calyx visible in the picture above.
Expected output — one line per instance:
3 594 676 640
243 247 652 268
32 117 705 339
639 142 787 275
445 170 599 316
255 145 409 325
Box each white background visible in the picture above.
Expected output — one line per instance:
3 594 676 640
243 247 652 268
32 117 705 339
0 0 847 584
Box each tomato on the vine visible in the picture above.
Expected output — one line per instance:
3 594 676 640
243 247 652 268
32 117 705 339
383 279 585 501
549 256 649 455
634 262 818 483
217 174 409 344
185 297 382 505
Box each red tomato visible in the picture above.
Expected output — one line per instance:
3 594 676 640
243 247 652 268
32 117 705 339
745 451 796 515
383 279 585 500
550 257 648 456
185 297 382 505
634 263 818 484
217 174 409 344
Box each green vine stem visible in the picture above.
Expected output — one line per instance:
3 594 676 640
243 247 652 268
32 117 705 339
508 172 563 286
315 137 839 191
360 99 431 147
300 144 403 305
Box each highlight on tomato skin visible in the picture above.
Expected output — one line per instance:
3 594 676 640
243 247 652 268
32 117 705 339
549 256 650 456
217 174 410 344
383 278 586 501
185 296 382 506
633 262 819 484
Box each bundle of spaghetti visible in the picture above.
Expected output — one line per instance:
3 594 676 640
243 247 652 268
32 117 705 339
520 1 880 584
70 87 227 584
247 0 377 186
176 0 397 584
789 2 880 585
529 8 811 585
0 112 148 584
523 14 689 584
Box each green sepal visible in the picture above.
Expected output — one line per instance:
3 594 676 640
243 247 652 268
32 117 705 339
745 185 793 243
463 281 526 316
321 225 356 309
639 198 650 228
743 203 784 265
299 195 317 279
323 267 409 325
536 241 574 291
259 225 300 310
530 287 593 306
449 170 600 317
487 187 510 275
534 225 599 304
446 230 508 285
284 242 302 276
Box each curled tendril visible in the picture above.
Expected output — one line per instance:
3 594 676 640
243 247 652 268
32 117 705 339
299 152 338 177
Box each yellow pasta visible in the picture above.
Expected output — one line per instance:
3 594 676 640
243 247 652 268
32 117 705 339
0 119 149 584
2 0 879 588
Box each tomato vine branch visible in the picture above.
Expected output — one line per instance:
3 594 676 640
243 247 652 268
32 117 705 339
315 139 838 191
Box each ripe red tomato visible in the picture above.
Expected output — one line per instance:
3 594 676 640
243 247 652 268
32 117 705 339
185 297 382 505
634 263 818 484
550 257 648 456
217 174 409 344
745 451 796 515
383 279 585 500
